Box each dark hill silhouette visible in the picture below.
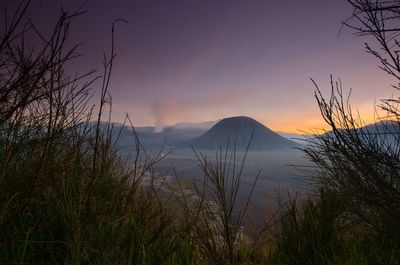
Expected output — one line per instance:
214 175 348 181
178 116 299 150
321 120 400 148
361 120 399 134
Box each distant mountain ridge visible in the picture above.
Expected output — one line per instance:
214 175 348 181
82 119 400 153
321 120 400 148
277 132 309 144
171 120 219 130
178 116 299 150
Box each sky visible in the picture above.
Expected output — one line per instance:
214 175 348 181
19 0 397 132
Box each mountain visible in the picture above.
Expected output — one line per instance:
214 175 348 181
361 120 398 134
161 126 207 144
178 116 300 151
171 120 218 130
277 132 309 144
112 124 209 152
333 120 399 147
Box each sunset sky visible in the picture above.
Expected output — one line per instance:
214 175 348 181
25 0 396 133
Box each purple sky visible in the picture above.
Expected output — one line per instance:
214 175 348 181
23 0 395 132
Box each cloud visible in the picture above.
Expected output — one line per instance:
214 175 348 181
148 89 248 131
150 100 189 132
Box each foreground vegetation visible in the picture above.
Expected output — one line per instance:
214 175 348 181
1 0 400 264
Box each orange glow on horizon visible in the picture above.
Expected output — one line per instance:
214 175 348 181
259 107 386 134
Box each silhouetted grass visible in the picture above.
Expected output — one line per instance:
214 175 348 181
174 138 261 265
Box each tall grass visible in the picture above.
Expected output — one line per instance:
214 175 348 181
0 2 184 264
174 139 262 265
